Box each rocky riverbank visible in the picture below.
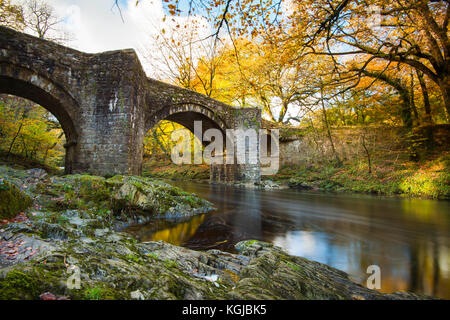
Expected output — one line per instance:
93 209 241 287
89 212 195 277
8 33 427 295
0 166 433 300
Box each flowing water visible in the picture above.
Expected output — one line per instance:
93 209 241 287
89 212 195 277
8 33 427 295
126 181 450 299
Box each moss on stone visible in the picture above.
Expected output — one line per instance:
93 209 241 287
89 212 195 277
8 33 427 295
0 270 40 300
81 286 123 300
0 179 33 219
106 175 212 217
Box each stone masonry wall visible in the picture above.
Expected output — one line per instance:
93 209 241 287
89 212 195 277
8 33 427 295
278 125 450 166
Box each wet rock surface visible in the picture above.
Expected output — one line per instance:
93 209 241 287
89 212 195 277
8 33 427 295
219 180 289 190
0 166 434 300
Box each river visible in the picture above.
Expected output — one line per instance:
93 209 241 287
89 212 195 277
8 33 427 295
125 181 450 299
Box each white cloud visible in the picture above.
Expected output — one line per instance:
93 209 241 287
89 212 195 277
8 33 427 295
14 0 212 77
45 0 163 53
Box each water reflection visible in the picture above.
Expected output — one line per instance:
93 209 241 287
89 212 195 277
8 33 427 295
125 181 450 299
127 214 206 245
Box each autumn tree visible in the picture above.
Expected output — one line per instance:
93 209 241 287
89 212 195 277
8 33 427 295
223 38 306 122
285 0 450 122
149 0 449 119
140 14 222 91
128 0 448 167
0 0 24 30
352 66 415 129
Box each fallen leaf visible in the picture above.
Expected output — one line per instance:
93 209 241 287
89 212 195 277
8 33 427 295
39 292 56 300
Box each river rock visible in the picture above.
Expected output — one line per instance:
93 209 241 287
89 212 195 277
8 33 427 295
0 227 433 300
288 178 314 190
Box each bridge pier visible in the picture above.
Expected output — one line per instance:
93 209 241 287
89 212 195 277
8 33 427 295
67 50 147 176
210 108 261 183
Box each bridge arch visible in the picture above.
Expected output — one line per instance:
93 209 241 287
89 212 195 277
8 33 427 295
146 103 230 140
0 63 80 173
145 103 231 173
144 102 251 182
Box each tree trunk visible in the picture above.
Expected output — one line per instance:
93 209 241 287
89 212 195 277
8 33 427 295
438 78 450 122
361 131 372 174
320 87 341 165
43 131 64 163
6 119 24 159
416 70 432 123
278 101 289 123
308 118 325 157
410 72 419 121
416 69 434 152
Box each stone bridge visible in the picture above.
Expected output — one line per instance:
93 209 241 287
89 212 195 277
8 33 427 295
0 26 261 182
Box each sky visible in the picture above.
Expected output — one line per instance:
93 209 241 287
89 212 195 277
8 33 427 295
15 0 212 77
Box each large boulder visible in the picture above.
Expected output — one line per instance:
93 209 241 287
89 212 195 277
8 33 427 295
36 174 213 220
107 175 212 218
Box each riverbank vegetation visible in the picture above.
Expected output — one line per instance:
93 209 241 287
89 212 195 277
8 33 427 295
276 152 450 199
142 151 450 199
143 158 210 180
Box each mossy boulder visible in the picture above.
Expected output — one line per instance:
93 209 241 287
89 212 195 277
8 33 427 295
37 174 213 219
0 178 33 219
109 176 212 218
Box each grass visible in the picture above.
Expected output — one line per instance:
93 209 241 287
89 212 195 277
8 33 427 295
83 287 103 300
285 261 301 272
142 158 210 180
147 252 159 260
163 259 178 268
